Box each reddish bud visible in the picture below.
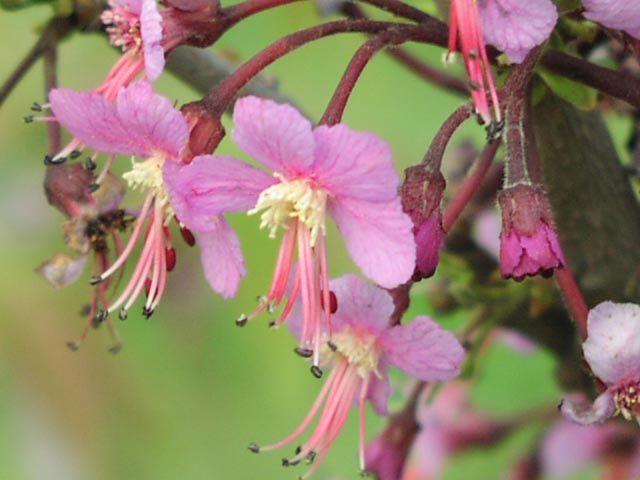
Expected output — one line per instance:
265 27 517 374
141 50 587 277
180 101 225 162
44 164 96 218
165 247 177 272
498 184 565 280
401 165 447 280
179 225 196 247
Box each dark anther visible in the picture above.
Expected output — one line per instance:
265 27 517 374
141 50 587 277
44 155 66 165
108 343 123 354
84 157 97 171
486 119 505 143
179 225 196 246
88 183 100 193
66 341 80 351
294 347 313 358
295 446 302 455
30 102 42 112
236 314 248 327
310 365 323 379
119 308 128 321
142 307 154 319
327 341 338 352
305 450 316 465
69 150 82 159
248 443 260 453
95 309 108 324
469 80 482 91
23 115 34 123
268 320 277 328
468 49 478 60
328 290 338 314
282 458 299 467
89 275 104 285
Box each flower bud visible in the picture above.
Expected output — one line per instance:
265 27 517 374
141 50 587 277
180 101 226 163
401 165 446 280
498 184 565 280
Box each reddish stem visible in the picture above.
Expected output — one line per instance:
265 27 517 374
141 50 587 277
44 46 61 155
555 267 589 340
442 137 501 232
422 103 473 170
203 19 405 116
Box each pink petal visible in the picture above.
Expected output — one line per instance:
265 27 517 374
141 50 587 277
367 359 391 416
583 301 640 385
197 217 246 298
163 154 275 232
560 390 616 425
328 197 416 288
540 419 612 476
232 96 315 175
115 81 188 158
583 0 640 39
110 0 143 13
311 124 399 202
140 0 165 81
380 316 464 382
329 274 395 334
479 0 558 63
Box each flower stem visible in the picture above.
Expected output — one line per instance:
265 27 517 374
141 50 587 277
555 266 589 340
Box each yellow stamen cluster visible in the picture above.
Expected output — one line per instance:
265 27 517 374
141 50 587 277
614 382 640 422
328 326 381 379
122 154 173 218
249 174 328 246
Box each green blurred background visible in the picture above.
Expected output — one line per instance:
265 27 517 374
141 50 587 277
0 4 594 480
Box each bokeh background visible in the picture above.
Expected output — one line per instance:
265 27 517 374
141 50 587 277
0 3 605 479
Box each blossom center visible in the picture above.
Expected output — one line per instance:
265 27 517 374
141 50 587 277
122 155 172 214
249 174 328 246
614 380 640 421
329 326 381 379
101 2 143 53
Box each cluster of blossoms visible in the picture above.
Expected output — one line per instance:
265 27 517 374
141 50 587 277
20 0 640 476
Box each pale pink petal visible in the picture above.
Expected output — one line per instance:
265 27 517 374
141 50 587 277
541 419 612 476
472 207 500 259
479 0 558 63
197 217 246 298
110 0 143 13
36 253 88 289
583 0 640 39
330 274 394 333
50 88 133 155
312 124 399 202
163 155 275 232
411 427 448 479
115 81 188 158
140 0 165 82
560 390 616 425
380 316 464 382
496 328 538 355
367 359 391 416
232 96 315 175
328 197 416 288
583 302 640 385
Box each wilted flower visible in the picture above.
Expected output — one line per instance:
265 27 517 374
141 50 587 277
165 96 416 371
561 302 640 425
250 274 464 478
49 81 217 320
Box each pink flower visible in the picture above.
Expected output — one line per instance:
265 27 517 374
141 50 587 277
582 0 640 39
540 417 639 478
165 96 416 370
498 184 565 280
561 302 640 425
479 0 558 64
250 275 464 478
49 81 244 321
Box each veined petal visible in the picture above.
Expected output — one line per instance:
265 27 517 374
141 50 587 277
583 0 640 39
50 88 133 155
140 0 165 82
367 359 391 416
198 217 246 299
380 316 464 382
583 301 640 385
328 197 416 288
479 0 558 63
164 155 275 232
115 81 188 158
232 96 315 175
312 124 399 202
330 274 394 333
560 391 616 425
